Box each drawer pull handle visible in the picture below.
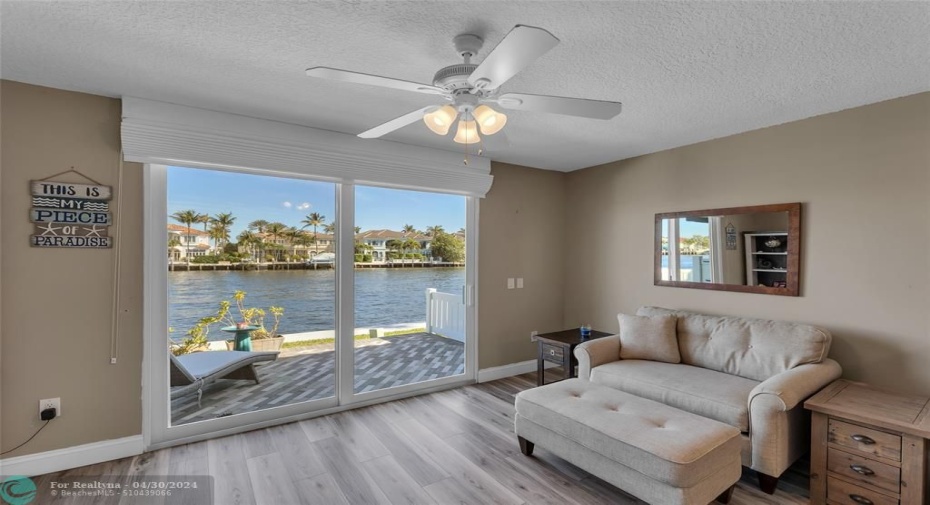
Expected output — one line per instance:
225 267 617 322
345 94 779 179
549 350 556 356
850 434 875 445
848 495 873 505
849 464 875 476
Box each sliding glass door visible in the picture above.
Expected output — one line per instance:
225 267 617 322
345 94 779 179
145 165 476 448
165 166 338 427
352 186 468 395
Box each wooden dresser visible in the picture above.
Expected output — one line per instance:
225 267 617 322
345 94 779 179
805 380 930 505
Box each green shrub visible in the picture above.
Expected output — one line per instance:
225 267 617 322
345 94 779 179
354 254 364 262
362 254 372 262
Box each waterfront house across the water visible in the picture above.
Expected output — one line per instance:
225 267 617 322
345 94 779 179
167 224 213 261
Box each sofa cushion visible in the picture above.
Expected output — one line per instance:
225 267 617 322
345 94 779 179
590 360 759 432
618 313 680 363
637 306 832 382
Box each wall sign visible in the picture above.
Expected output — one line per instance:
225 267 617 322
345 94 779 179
30 170 113 248
725 222 737 250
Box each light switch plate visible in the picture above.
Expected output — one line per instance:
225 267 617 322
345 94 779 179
516 278 524 289
507 278 515 289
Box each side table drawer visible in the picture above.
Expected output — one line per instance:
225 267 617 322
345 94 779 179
829 419 902 462
541 344 564 364
828 448 900 494
827 476 898 505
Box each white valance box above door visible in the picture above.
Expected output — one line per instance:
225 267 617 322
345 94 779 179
121 97 493 197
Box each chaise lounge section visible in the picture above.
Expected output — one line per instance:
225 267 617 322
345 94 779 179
170 350 279 401
575 306 842 493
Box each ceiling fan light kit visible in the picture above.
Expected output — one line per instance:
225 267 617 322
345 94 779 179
473 105 507 135
453 118 480 145
424 105 457 135
306 24 622 148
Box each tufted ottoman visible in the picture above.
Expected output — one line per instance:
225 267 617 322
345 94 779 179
515 379 742 504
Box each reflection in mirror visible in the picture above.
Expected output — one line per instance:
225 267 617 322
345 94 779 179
655 203 800 296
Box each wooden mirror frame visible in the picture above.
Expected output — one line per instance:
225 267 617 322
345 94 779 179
654 202 801 296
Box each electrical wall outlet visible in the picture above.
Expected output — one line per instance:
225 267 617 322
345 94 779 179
530 330 538 342
39 397 61 418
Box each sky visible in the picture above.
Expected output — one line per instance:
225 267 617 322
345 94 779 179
167 166 465 239
660 218 710 239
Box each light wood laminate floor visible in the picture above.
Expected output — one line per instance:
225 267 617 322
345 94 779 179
35 372 809 504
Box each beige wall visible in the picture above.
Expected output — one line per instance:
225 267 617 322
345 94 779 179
565 92 930 394
1 81 143 457
2 79 927 461
478 162 566 369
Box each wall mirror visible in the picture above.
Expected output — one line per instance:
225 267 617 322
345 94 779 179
655 203 801 296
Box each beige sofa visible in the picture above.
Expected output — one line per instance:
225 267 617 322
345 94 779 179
574 306 842 494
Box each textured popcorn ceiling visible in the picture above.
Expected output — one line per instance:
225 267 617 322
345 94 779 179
2 1 928 171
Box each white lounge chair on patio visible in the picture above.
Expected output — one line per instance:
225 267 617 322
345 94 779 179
170 350 279 403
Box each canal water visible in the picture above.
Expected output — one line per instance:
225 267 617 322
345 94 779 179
168 268 466 340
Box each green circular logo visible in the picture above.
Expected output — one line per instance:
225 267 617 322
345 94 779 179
0 476 36 505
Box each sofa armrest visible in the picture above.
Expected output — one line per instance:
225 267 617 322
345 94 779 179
749 359 843 411
574 335 621 380
746 358 842 478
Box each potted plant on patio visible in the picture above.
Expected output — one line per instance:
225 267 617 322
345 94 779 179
218 290 286 352
169 320 214 356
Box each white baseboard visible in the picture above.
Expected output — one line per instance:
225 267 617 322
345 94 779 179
0 435 143 477
478 359 557 383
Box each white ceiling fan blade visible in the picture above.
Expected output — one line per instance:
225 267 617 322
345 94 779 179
358 106 434 139
467 25 559 90
497 93 622 120
306 67 447 95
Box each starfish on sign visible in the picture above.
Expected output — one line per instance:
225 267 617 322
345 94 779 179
38 222 61 236
83 225 104 237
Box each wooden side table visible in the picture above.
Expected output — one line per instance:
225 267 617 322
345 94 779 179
535 328 612 386
804 380 930 505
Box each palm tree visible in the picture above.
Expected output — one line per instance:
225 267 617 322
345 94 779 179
354 226 361 235
386 239 400 261
402 224 416 236
170 210 199 261
196 213 210 233
301 212 326 257
266 222 287 261
209 225 225 252
323 221 336 235
247 220 269 260
403 238 420 265
212 212 236 248
283 227 308 260
168 237 181 261
425 225 445 237
237 230 258 261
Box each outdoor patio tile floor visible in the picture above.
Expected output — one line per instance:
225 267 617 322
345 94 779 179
171 332 464 425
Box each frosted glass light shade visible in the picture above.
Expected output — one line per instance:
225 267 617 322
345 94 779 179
473 105 507 135
423 105 457 135
453 119 480 144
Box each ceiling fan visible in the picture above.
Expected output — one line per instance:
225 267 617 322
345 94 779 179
306 25 623 146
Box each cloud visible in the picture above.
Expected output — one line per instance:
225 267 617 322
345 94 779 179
297 202 311 210
282 201 292 208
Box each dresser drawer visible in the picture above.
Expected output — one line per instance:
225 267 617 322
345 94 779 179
829 419 902 462
828 447 900 494
541 344 564 364
827 476 898 505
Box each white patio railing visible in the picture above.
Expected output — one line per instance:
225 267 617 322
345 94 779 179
425 288 465 342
